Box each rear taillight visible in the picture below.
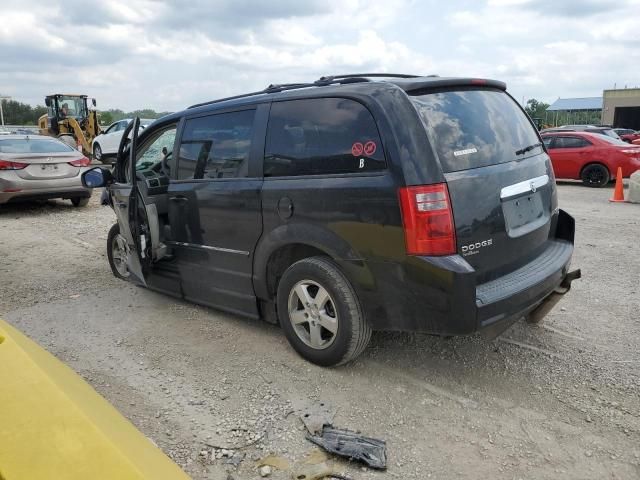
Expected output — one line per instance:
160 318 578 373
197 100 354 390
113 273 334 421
0 160 28 170
398 183 457 256
69 157 91 167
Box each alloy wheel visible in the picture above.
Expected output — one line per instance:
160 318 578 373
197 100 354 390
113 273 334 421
94 144 102 162
287 280 338 350
111 233 130 278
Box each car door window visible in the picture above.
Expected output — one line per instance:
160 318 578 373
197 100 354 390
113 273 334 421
115 121 129 132
542 136 553 148
264 98 386 177
104 123 119 134
135 126 177 172
554 136 590 149
177 109 256 180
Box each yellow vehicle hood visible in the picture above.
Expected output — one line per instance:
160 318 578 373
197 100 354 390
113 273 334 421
0 319 191 480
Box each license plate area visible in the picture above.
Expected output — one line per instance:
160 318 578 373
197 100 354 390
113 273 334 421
25 163 71 179
502 191 548 238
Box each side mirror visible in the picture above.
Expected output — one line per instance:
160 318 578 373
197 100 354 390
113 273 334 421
92 98 97 107
45 97 51 107
162 146 168 156
82 167 113 188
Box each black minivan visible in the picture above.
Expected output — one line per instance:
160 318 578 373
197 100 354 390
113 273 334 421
83 74 580 366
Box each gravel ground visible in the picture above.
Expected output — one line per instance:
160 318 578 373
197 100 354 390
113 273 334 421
1 183 639 480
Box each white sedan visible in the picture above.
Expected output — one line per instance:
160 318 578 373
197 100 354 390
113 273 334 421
92 118 153 163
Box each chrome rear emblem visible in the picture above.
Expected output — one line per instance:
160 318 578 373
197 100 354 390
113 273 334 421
530 181 537 193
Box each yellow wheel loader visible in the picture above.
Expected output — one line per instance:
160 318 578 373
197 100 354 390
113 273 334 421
38 94 102 157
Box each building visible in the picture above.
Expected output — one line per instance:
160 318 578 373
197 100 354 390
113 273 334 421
602 88 640 129
546 97 602 127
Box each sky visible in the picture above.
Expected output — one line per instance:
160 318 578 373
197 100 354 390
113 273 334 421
1 0 639 112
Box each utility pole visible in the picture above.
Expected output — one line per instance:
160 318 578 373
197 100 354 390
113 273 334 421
0 95 11 126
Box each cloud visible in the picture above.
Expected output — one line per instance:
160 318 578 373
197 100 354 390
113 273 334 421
0 0 639 111
519 0 624 17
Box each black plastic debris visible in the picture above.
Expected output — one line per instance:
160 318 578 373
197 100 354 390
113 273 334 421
306 427 387 470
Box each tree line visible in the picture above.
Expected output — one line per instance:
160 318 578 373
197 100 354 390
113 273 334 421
0 99 171 125
0 100 47 125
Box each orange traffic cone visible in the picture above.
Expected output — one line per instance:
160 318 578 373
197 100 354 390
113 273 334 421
609 166 625 203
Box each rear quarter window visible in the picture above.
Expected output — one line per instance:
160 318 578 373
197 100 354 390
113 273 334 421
264 98 386 177
411 89 541 172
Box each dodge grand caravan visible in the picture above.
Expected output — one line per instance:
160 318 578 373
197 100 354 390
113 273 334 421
82 74 581 366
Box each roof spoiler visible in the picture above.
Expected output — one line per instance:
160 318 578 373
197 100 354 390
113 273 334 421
396 77 507 93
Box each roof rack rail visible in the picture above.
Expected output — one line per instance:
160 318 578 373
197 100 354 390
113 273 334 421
187 74 421 109
318 73 422 81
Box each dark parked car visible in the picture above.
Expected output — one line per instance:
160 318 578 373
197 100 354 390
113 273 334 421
613 128 640 143
81 74 580 366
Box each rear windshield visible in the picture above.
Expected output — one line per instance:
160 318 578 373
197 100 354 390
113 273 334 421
411 89 541 172
0 138 75 154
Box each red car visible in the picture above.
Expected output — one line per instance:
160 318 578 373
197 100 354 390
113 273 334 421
541 131 640 187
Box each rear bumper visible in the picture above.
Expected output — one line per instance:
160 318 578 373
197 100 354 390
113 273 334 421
0 170 91 204
358 209 579 335
475 240 574 329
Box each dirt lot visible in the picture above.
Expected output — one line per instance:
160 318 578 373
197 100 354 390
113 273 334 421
1 183 639 480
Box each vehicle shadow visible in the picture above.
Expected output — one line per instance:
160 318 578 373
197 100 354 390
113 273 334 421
0 199 78 216
356 321 575 391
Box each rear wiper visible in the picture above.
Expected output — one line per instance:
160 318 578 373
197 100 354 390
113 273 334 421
515 142 542 156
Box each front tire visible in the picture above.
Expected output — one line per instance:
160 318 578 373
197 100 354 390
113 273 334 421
93 143 103 163
107 223 131 280
277 257 371 367
581 163 610 187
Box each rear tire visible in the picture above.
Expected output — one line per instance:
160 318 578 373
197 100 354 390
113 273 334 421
581 163 610 187
71 197 90 207
107 223 130 280
277 256 371 367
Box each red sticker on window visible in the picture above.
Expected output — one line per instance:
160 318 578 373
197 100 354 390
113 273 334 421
364 141 377 156
351 142 364 157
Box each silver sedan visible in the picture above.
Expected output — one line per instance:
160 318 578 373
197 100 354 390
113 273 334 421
0 135 93 206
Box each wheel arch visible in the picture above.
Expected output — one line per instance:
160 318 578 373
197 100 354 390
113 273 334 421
253 223 376 301
580 161 610 177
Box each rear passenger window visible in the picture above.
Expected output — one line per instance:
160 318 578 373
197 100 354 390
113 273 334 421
177 109 256 180
264 98 386 177
554 137 591 149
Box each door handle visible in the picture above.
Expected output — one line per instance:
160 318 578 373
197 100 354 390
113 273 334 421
170 196 188 203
